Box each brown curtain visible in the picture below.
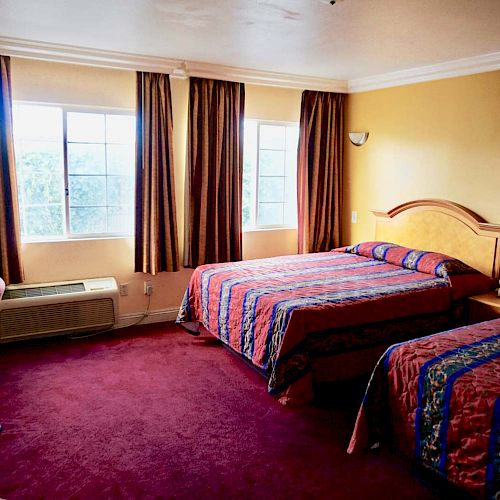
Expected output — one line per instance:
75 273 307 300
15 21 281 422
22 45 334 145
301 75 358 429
0 55 24 284
184 77 244 267
135 72 180 273
297 90 345 254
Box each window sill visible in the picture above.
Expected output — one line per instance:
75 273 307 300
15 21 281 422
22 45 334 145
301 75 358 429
22 235 133 245
243 226 297 233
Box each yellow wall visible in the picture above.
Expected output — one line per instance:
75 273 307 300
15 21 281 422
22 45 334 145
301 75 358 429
10 59 302 321
11 58 136 108
344 70 500 245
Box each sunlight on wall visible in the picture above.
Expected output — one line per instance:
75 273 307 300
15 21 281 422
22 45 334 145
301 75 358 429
344 70 500 245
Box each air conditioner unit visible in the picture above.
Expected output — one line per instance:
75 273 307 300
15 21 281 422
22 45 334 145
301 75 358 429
0 277 119 343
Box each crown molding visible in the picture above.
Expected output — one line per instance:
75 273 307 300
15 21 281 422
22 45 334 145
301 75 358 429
0 36 184 75
348 51 500 93
186 60 347 92
2 36 499 94
0 36 347 93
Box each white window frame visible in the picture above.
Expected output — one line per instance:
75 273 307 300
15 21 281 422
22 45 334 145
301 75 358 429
13 101 136 242
244 119 299 231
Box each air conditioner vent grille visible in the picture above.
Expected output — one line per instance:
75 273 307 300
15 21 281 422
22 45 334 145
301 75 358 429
3 283 85 300
0 298 115 340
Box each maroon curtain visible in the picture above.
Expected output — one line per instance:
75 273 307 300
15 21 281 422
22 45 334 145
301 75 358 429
184 77 245 267
0 55 24 284
135 72 180 274
297 90 345 254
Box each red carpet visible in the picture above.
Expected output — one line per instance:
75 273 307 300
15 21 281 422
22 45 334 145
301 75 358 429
0 323 437 499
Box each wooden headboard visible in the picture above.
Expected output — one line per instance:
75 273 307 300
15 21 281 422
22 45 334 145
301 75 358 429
372 199 500 279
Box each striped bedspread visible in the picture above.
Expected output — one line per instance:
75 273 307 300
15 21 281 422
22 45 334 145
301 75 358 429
177 251 452 403
348 318 500 499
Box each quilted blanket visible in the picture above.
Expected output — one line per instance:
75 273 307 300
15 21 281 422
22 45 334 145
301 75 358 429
177 251 452 403
348 318 500 499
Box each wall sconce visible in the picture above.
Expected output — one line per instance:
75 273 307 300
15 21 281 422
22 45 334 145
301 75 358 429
348 132 369 146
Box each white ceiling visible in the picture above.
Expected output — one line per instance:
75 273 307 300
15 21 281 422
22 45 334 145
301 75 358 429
1 0 500 82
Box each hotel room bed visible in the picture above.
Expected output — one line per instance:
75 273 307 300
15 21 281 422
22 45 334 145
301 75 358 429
177 200 500 405
348 318 500 499
177 240 495 404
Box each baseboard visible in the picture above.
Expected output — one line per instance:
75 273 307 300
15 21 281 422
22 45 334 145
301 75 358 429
116 307 180 329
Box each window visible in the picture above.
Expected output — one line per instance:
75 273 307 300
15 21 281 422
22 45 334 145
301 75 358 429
13 103 135 240
242 120 299 229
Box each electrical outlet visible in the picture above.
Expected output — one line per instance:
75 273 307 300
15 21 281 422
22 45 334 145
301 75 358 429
119 283 129 296
351 211 358 224
144 281 153 296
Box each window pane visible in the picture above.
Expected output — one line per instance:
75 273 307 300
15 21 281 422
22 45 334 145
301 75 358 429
242 205 251 229
242 120 298 230
67 112 105 143
24 205 64 238
284 202 297 227
70 207 107 234
259 150 285 176
68 143 106 175
13 104 65 240
286 126 299 151
284 162 297 204
260 125 285 149
15 140 63 174
245 121 258 153
14 105 136 239
107 176 134 206
108 206 133 234
107 144 135 175
258 177 284 203
23 173 63 205
66 112 135 235
258 203 283 226
69 176 106 206
242 121 257 228
18 205 26 237
13 105 62 141
106 115 135 144
285 151 297 176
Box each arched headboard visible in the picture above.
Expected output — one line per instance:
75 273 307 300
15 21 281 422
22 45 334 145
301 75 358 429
372 199 500 279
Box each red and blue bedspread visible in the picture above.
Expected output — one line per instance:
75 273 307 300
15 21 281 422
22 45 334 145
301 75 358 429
177 250 453 403
348 318 500 499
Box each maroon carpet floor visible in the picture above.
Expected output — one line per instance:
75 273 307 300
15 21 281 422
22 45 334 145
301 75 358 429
0 322 439 499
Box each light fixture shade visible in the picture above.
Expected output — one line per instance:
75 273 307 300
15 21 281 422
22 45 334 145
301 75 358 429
348 132 369 146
